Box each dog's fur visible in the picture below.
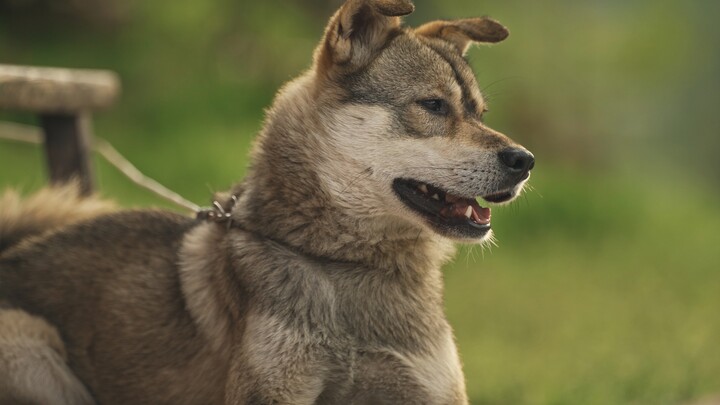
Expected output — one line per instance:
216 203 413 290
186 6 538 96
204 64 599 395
0 1 533 403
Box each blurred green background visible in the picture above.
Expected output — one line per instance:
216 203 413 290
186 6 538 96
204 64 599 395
1 0 719 404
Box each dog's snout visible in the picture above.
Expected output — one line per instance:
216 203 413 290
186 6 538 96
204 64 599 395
499 148 535 174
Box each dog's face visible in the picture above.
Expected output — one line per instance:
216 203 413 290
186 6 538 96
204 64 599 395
316 0 534 243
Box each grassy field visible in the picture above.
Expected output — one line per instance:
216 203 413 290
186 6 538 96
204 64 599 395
2 0 720 403
2 130 718 405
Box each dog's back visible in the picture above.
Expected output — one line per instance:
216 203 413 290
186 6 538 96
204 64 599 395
0 187 229 404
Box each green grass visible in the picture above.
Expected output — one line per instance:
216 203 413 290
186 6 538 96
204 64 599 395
2 0 720 402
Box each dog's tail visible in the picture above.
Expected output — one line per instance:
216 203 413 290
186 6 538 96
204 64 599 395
0 182 116 254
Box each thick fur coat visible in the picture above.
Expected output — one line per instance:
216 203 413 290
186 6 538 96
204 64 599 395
0 0 534 403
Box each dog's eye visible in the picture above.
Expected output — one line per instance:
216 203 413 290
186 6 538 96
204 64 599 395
419 99 448 115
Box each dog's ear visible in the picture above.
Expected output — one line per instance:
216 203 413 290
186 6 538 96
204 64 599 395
316 0 414 71
415 18 509 55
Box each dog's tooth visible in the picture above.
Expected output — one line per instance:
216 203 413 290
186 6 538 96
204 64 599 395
432 194 440 200
418 184 428 194
464 206 473 218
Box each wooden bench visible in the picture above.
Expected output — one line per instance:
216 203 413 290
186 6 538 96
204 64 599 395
0 64 120 195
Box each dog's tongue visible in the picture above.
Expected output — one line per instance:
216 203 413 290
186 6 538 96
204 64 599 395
473 204 491 224
440 197 491 225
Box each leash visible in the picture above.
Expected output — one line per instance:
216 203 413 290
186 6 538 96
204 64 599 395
0 122 230 222
92 137 201 213
0 123 365 266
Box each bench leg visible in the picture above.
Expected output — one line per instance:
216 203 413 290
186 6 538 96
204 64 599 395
40 113 95 195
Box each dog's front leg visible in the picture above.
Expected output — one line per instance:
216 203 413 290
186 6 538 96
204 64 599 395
0 308 95 405
224 311 328 405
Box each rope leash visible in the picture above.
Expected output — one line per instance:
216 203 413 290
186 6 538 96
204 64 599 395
0 123 367 266
0 122 232 222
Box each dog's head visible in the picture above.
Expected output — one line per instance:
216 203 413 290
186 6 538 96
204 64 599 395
310 0 534 244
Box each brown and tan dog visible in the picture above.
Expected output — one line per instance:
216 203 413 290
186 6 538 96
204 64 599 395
0 0 534 403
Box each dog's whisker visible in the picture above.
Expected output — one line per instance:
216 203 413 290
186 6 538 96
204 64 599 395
480 76 519 96
402 166 463 170
340 166 374 194
520 183 543 202
413 229 424 253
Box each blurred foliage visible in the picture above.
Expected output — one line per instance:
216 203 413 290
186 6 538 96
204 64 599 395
1 0 719 404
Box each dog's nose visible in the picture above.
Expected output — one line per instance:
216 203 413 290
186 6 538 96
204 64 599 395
499 148 535 173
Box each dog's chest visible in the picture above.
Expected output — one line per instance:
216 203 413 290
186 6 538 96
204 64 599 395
315 335 466 404
242 310 465 404
232 234 465 402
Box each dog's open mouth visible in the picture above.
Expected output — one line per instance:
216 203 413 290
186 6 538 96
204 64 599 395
393 178 499 239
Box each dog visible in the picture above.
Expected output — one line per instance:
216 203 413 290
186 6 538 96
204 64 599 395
0 0 534 403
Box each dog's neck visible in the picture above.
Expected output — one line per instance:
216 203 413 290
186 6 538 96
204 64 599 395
232 169 454 273
228 74 455 273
